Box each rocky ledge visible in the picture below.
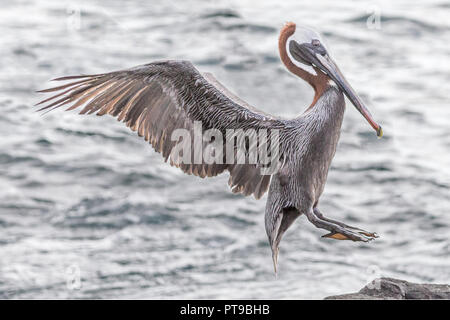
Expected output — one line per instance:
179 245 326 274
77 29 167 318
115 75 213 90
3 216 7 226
325 277 450 300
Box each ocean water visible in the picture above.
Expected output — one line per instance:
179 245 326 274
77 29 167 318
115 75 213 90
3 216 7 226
0 0 449 299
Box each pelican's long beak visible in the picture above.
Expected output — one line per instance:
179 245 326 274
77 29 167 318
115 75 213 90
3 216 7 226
300 44 383 137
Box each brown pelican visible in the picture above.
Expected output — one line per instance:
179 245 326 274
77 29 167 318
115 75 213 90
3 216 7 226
37 22 383 273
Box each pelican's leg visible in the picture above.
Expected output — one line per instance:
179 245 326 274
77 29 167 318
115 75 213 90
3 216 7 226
313 207 379 239
304 209 375 242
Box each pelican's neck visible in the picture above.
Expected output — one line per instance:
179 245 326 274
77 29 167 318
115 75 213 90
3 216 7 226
308 82 333 110
278 22 330 110
301 85 345 126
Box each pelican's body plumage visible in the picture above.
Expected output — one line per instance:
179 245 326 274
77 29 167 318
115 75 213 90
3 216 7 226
37 22 382 272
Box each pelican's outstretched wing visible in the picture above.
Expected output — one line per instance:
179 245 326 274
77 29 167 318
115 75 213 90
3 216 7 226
36 60 284 199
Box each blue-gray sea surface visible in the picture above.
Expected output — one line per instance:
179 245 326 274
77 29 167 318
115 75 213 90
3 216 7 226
0 0 449 299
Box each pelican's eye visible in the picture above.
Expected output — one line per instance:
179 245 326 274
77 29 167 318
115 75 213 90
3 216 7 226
312 39 321 47
311 39 326 56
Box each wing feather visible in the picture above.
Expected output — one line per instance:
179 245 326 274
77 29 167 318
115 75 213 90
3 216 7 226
36 60 285 199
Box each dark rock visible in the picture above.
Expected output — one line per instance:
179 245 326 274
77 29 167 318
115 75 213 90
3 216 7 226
325 277 450 300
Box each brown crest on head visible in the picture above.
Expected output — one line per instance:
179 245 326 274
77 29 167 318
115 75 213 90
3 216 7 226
278 22 330 108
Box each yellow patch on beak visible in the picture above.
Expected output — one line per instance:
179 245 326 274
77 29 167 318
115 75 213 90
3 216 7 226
377 126 383 138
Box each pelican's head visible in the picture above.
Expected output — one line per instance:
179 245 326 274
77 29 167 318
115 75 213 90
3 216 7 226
279 22 382 137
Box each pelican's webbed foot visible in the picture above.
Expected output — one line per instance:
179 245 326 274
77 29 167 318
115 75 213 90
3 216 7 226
305 208 379 242
314 207 379 240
